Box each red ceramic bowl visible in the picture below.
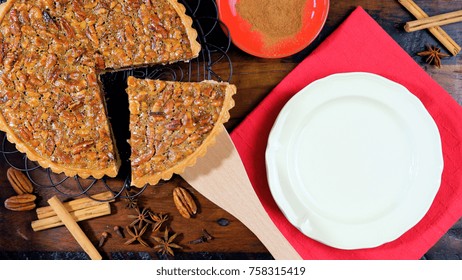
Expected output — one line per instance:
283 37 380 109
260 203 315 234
217 0 329 58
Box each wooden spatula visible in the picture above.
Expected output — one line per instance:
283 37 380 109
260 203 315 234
181 126 302 260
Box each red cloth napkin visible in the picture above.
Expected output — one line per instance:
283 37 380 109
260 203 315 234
230 6 462 259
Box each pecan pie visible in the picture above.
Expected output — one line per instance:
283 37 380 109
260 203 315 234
126 77 236 187
0 0 201 178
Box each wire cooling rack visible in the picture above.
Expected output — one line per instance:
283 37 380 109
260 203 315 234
0 0 233 201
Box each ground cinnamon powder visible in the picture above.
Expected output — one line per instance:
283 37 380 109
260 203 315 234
236 0 306 47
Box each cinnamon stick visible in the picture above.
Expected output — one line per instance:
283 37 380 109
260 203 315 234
36 191 114 219
47 196 102 260
398 0 461 56
31 202 111 231
405 9 462 32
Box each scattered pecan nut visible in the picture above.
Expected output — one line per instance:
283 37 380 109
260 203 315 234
6 167 34 195
172 187 197 219
4 194 36 211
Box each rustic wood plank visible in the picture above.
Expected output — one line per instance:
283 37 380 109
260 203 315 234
0 173 268 254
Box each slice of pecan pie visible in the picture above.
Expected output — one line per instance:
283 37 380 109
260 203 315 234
0 0 200 178
126 77 236 187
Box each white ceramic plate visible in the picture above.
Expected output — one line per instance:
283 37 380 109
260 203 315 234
265 72 443 250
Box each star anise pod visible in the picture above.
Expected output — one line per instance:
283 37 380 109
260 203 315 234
124 224 149 247
123 189 138 209
149 212 169 232
152 227 182 256
128 207 153 229
417 45 449 68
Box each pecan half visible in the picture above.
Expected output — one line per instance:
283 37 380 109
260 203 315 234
172 187 197 219
72 140 94 154
6 167 33 195
165 119 181 131
59 18 75 38
86 24 99 46
4 194 36 211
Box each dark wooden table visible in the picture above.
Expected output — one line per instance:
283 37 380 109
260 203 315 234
1 0 462 260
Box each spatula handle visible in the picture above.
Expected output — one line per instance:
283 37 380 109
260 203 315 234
182 128 301 260
233 183 302 260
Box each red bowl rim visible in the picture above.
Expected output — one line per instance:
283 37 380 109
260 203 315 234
217 0 330 58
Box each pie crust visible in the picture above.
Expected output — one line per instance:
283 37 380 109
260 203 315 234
0 0 201 179
126 77 236 187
